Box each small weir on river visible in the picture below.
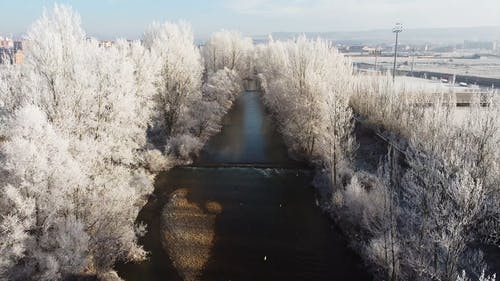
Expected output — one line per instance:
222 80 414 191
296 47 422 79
116 91 371 281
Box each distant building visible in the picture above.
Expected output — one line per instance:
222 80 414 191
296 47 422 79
337 45 350 53
99 40 114 48
361 46 381 55
430 45 455 53
0 36 24 64
13 41 23 51
0 36 14 48
14 50 24 64
348 45 365 53
463 40 494 50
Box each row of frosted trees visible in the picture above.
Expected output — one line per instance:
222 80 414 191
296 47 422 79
256 37 498 281
346 76 499 281
255 36 356 191
0 5 498 281
0 6 252 281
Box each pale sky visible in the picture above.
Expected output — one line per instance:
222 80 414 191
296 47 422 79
0 0 499 39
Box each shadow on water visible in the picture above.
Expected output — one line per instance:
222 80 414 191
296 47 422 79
116 91 372 281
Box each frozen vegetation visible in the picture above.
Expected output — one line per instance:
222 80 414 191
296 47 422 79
347 74 499 281
0 5 250 280
0 5 499 281
351 55 500 80
256 37 498 281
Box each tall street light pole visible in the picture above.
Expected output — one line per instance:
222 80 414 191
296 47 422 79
392 23 403 82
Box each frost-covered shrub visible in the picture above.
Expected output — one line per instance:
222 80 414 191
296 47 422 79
143 149 171 172
191 68 243 140
97 270 124 281
457 270 496 281
167 134 204 160
366 236 400 280
343 173 387 232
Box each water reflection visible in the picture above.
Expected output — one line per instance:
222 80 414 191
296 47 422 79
116 91 371 281
197 92 292 165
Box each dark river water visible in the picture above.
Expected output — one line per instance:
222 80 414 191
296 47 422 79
116 91 371 281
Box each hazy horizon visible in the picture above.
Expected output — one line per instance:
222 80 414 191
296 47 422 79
3 25 500 44
1 0 500 40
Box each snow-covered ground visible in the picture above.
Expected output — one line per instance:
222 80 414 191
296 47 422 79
394 76 454 93
351 55 500 79
357 74 491 95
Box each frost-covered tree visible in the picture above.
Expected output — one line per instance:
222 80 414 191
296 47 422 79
350 71 500 247
143 24 248 160
23 4 92 135
0 105 88 280
0 5 156 279
0 64 26 137
193 68 243 139
256 36 357 185
202 30 253 77
0 4 251 281
399 145 488 281
144 22 203 143
336 151 401 281
346 72 499 280
319 79 357 190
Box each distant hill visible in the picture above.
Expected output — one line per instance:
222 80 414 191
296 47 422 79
268 26 500 45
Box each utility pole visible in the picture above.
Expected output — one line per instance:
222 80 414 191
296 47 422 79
410 48 415 76
392 23 403 81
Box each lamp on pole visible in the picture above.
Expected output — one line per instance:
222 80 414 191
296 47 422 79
392 23 403 81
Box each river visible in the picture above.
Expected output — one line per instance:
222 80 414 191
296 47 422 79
116 91 371 281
